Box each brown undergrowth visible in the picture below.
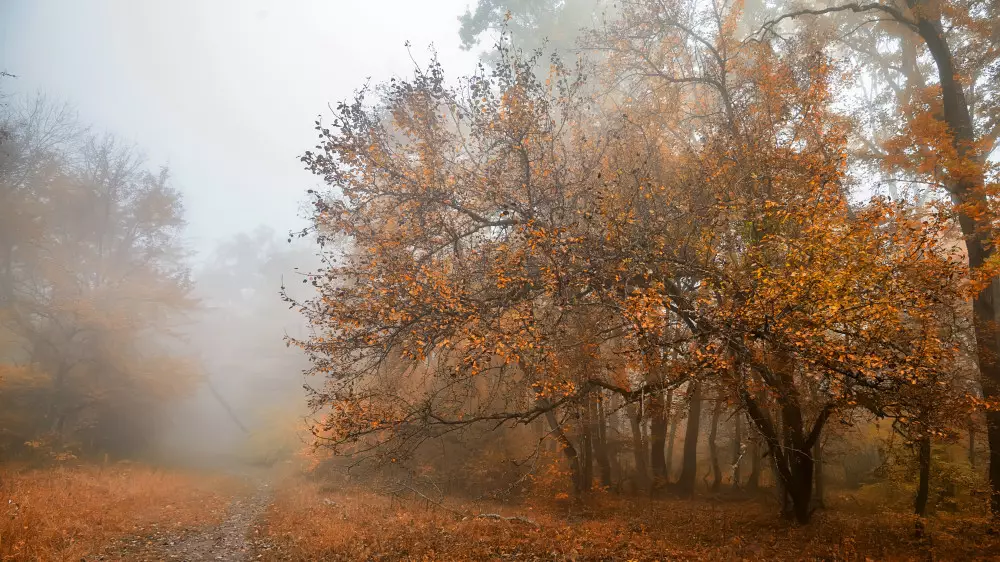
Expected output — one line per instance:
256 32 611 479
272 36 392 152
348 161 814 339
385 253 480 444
258 478 1000 561
0 464 233 561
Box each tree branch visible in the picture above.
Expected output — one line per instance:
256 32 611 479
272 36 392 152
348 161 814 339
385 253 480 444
755 3 918 40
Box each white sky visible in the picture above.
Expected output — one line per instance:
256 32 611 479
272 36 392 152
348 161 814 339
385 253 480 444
0 0 479 258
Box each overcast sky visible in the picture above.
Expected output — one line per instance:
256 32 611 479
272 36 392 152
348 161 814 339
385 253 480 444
1 0 479 258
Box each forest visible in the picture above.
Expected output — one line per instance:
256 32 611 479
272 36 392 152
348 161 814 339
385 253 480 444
2 0 1000 560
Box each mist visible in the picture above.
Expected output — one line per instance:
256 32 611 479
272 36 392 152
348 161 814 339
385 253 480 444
1 0 482 465
2 0 1000 560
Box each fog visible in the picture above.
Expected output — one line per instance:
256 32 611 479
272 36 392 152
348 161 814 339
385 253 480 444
2 0 479 251
2 1 999 559
1 0 484 466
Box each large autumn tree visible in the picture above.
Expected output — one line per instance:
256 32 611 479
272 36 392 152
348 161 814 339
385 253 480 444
291 11 972 522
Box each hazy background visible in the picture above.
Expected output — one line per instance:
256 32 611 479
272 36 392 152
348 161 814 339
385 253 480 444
1 0 479 256
1 0 483 466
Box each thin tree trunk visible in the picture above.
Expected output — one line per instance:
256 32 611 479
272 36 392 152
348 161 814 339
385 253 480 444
626 402 650 494
708 394 723 492
677 382 702 496
609 393 624 490
813 440 825 509
747 392 766 492
581 404 594 492
665 389 677 481
774 450 792 518
640 402 649 458
650 390 668 491
594 393 613 487
732 411 743 489
915 435 931 517
748 432 761 490
776 407 793 519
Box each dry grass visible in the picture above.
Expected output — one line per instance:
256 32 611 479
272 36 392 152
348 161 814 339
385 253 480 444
0 464 233 561
258 478 1000 561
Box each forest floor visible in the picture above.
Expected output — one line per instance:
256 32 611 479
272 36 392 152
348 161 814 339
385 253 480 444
97 469 274 561
254 477 1000 561
5 465 1000 561
0 464 233 561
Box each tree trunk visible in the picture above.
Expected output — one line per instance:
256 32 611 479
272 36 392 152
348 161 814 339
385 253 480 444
626 402 650 494
903 0 1000 516
741 387 825 524
677 381 702 496
608 393 624 489
665 389 677 480
640 403 649 459
991 416 1000 515
774 449 792 519
732 411 743 489
580 404 594 493
544 408 585 494
785 445 814 523
787 429 816 522
970 426 977 470
650 390 668 491
748 433 761 490
708 395 723 492
594 394 613 487
776 407 794 520
813 440 825 509
915 436 931 517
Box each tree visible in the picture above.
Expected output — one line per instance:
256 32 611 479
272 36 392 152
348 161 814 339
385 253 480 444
757 0 1000 517
459 0 605 64
585 0 973 522
0 96 196 460
291 4 973 524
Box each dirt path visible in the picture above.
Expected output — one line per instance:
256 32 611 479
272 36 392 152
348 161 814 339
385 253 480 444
98 473 274 562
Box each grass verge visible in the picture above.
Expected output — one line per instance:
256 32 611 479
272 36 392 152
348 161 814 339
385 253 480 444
0 464 231 561
258 478 1000 561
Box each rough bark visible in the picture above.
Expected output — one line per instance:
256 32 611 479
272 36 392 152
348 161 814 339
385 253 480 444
970 426 977 470
677 382 702 496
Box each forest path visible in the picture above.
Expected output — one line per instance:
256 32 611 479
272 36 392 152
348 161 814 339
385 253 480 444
96 469 275 562
161 475 272 561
